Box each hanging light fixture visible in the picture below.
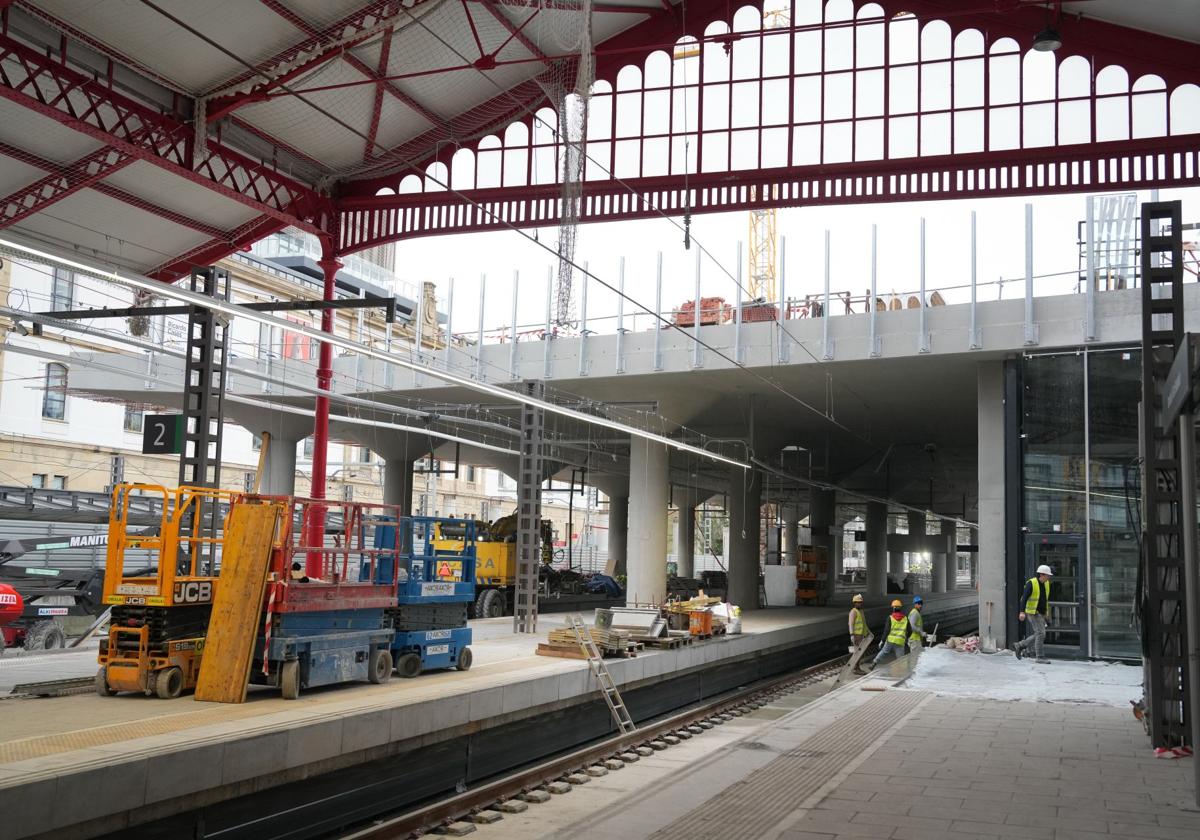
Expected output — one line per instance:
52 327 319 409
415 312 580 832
1033 26 1062 52
1032 1 1063 52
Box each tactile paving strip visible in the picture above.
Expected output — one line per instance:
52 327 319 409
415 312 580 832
0 703 269 764
648 689 930 840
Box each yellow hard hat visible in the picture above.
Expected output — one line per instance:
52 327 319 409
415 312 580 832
891 599 903 609
852 593 864 603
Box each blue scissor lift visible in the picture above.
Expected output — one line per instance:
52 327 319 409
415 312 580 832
373 517 476 677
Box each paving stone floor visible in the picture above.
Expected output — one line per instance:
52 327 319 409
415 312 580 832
778 695 1200 840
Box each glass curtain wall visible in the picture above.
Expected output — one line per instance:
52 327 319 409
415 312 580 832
1020 348 1141 660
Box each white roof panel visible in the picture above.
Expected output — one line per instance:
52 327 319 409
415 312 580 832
12 190 210 274
100 162 264 233
26 0 307 93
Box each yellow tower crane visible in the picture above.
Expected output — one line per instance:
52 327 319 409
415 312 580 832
748 6 790 303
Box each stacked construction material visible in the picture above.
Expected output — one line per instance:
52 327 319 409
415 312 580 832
536 622 641 659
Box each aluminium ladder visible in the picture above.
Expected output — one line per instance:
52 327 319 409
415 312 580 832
567 613 636 734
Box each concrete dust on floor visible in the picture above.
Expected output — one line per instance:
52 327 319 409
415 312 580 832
905 645 1143 706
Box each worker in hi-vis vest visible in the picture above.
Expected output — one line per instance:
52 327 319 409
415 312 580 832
871 599 908 668
1012 564 1054 664
848 593 869 675
907 596 925 652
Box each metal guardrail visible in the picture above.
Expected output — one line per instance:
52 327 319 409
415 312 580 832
0 485 164 524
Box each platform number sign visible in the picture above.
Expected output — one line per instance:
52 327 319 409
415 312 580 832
142 414 184 455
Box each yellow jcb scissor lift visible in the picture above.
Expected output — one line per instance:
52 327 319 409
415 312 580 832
96 483 237 698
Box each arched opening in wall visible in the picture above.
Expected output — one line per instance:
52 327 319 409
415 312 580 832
1058 55 1091 146
587 79 613 180
988 37 1021 152
531 106 558 185
614 64 643 178
1170 84 1200 136
920 19 952 157
398 174 423 194
503 121 529 187
953 28 985 154
1131 75 1167 138
450 147 476 191
476 135 502 189
1095 65 1130 142
424 161 448 192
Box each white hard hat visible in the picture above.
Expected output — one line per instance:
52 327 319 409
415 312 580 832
1036 564 1054 576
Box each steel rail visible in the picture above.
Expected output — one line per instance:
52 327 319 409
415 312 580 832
341 655 848 839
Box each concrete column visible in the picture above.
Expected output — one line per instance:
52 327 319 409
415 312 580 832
727 465 763 610
941 518 958 592
383 456 415 516
627 438 668 605
781 505 799 565
866 501 888 597
260 436 298 496
810 489 836 602
908 511 927 595
978 361 1007 646
606 496 629 578
676 504 696 579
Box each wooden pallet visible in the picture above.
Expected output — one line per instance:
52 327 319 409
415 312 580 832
536 642 640 660
636 634 693 649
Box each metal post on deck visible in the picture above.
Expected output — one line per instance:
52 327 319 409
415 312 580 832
735 241 744 364
869 223 880 357
475 274 486 381
616 256 626 374
969 212 981 350
509 270 519 380
653 252 664 371
413 275 425 387
1024 203 1038 346
443 277 454 371
543 266 553 380
822 230 833 361
1085 197 1097 342
692 247 702 369
579 261 590 377
919 217 929 354
778 236 789 364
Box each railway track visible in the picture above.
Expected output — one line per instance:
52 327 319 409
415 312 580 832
341 655 848 839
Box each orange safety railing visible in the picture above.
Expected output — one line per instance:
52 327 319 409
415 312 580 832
102 483 243 606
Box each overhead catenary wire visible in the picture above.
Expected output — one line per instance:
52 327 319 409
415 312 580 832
0 236 752 470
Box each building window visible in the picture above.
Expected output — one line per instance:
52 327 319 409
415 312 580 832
303 437 314 458
481 502 489 521
51 475 66 490
466 465 476 482
252 434 263 451
124 406 144 433
358 446 372 463
51 268 74 312
42 363 67 420
31 473 46 489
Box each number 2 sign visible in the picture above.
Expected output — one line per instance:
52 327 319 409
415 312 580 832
142 415 184 455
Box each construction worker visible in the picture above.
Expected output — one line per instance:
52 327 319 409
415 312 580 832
907 595 925 652
848 594 869 675
871 599 908 668
1013 564 1053 664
